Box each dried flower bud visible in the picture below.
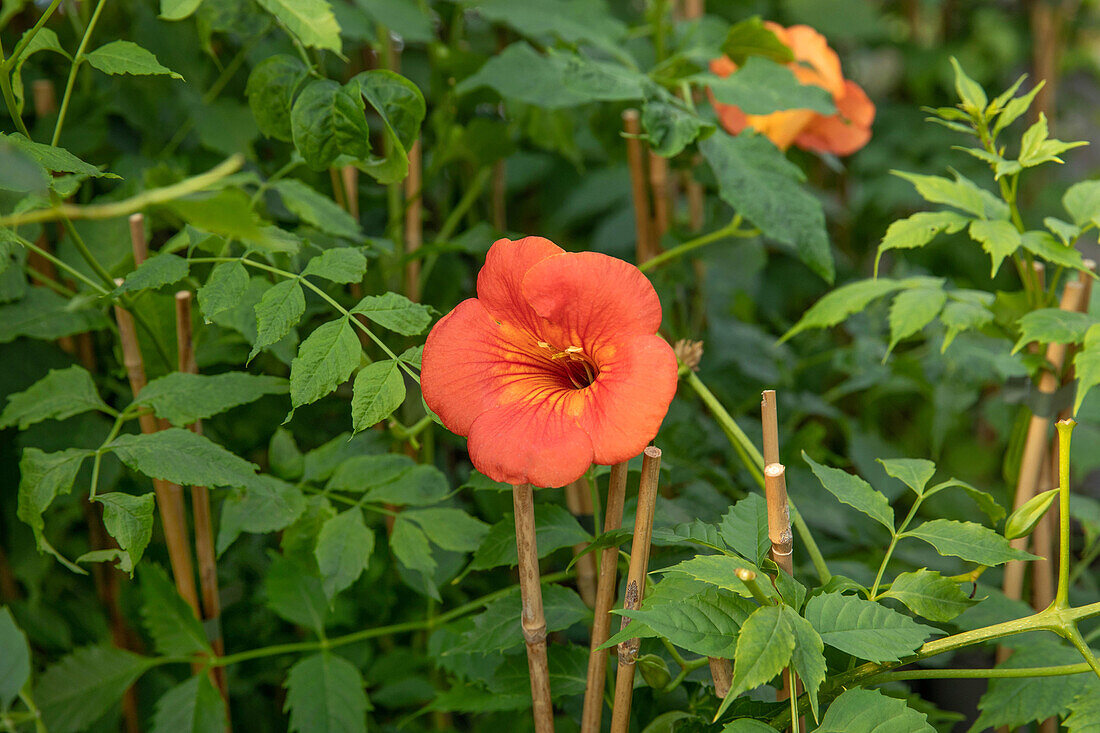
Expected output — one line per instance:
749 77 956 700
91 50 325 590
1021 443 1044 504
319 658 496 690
673 339 704 372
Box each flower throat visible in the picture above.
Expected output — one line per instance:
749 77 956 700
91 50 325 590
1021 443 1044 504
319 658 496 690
537 341 598 389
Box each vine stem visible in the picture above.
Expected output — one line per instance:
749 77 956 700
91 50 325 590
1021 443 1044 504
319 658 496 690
638 216 760 273
1055 418 1075 608
869 497 925 599
0 36 32 138
51 0 107 146
2 0 64 72
682 370 832 583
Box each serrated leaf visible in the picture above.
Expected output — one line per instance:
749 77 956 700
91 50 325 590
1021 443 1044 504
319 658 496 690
881 569 976 622
351 359 405 433
1005 489 1059 541
448 584 591 655
265 553 329 633
0 607 30 710
289 318 361 410
315 509 375 599
701 132 833 282
404 508 490 553
874 210 971 273
661 555 775 601
0 287 109 343
721 605 794 714
803 452 893 531
140 564 211 656
1065 690 1100 732
939 298 995 350
138 372 289 426
247 55 310 141
804 592 934 663
1018 113 1087 167
250 279 305 362
85 40 183 79
1012 308 1091 353
302 248 368 283
786 611 826 722
925 478 1006 523
115 253 189 295
893 169 1008 220
351 291 432 335
617 587 754 658
347 69 426 184
17 448 92 571
782 278 904 342
37 646 153 733
1021 230 1090 272
150 675 226 733
284 652 368 733
878 458 937 496
217 475 307 554
275 180 361 238
718 493 770 564
641 100 713 157
817 688 934 732
905 519 1034 565
968 219 1021 278
291 79 370 171
327 455 449 506
96 492 154 575
0 133 106 179
0 365 111 429
108 429 258 488
887 287 946 354
166 190 294 254
390 514 436 579
256 0 342 52
1073 325 1100 414
949 57 987 112
469 504 590 570
705 57 834 116
1063 179 1100 228
992 81 1043 138
197 261 249 324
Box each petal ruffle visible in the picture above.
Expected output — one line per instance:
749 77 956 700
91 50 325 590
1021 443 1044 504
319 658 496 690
521 251 663 348
796 79 874 156
476 236 565 333
776 24 845 98
467 398 594 488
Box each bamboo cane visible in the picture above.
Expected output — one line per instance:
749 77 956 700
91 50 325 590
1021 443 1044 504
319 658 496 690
610 447 662 733
565 476 598 607
405 139 423 302
342 165 360 220
175 291 231 705
512 483 554 733
648 151 669 253
623 110 654 265
581 462 629 733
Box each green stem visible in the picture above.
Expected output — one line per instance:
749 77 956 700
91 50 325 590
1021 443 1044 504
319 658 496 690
1056 419 1075 608
3 0 64 69
52 0 107 147
90 410 130 499
865 659 1100 683
682 370 832 583
1063 624 1100 683
660 655 709 693
435 167 491 244
13 231 109 294
870 498 924 599
638 216 758 273
0 36 32 138
212 569 574 667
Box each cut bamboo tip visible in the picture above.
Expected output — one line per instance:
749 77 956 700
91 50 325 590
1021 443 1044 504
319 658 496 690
735 567 755 583
128 213 147 266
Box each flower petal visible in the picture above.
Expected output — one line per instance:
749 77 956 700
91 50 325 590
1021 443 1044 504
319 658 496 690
477 236 565 332
521 252 663 347
796 80 875 156
776 23 845 98
576 334 679 464
467 399 594 488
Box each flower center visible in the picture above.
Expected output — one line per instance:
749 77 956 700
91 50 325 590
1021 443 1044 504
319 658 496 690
536 341 599 389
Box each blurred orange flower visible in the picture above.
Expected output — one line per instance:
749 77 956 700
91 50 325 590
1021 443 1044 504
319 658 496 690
421 237 678 488
709 23 874 156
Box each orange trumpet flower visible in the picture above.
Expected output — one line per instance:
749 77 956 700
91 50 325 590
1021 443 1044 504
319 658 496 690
709 23 875 156
422 237 678 488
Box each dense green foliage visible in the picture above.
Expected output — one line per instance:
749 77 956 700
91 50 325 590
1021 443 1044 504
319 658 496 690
2 1 1100 732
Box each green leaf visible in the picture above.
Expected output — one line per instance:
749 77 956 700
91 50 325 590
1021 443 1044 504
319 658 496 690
390 515 436 579
804 592 934 663
159 0 204 20
96 492 155 575
0 287 109 343
0 133 107 180
1018 113 1087 168
315 509 375 599
874 210 971 272
817 688 934 733
197 261 250 324
721 16 793 64
1005 488 1059 541
269 427 305 480
641 101 713 158
0 607 30 710
704 57 834 115
351 292 432 335
722 605 795 711
448 584 591 655
8 28 70 116
718 493 770 565
463 0 627 51
327 455 448 505
905 519 1034 566
782 278 905 342
289 318 361 410
892 170 1008 220
405 508 490 553
1045 216 1080 246
617 587 754 658
348 69 426 184
355 0 434 43
786 611 826 722
1021 230 1090 272
968 219 1021 278
351 360 406 434
17 448 91 571
0 365 111 429
1074 325 1100 414
37 646 153 733
108 428 259 488
250 279 305 362
217 475 307 554
701 131 833 282
881 568 977 622
246 55 310 142
256 0 342 52
803 452 894 531
1065 690 1100 733
84 40 183 79
140 564 211 656
1012 308 1092 353
887 287 947 354
150 675 226 733
992 81 1043 138
265 553 329 633
470 505 590 570
661 555 775 601
115 253 190 295
925 478 1006 523
950 57 987 114
166 190 295 253
291 79 370 171
722 721 778 733
274 180 361 238
939 297 995 350
284 652 368 733
303 247 368 283
877 458 937 496
137 372 288 427
1063 179 1100 228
